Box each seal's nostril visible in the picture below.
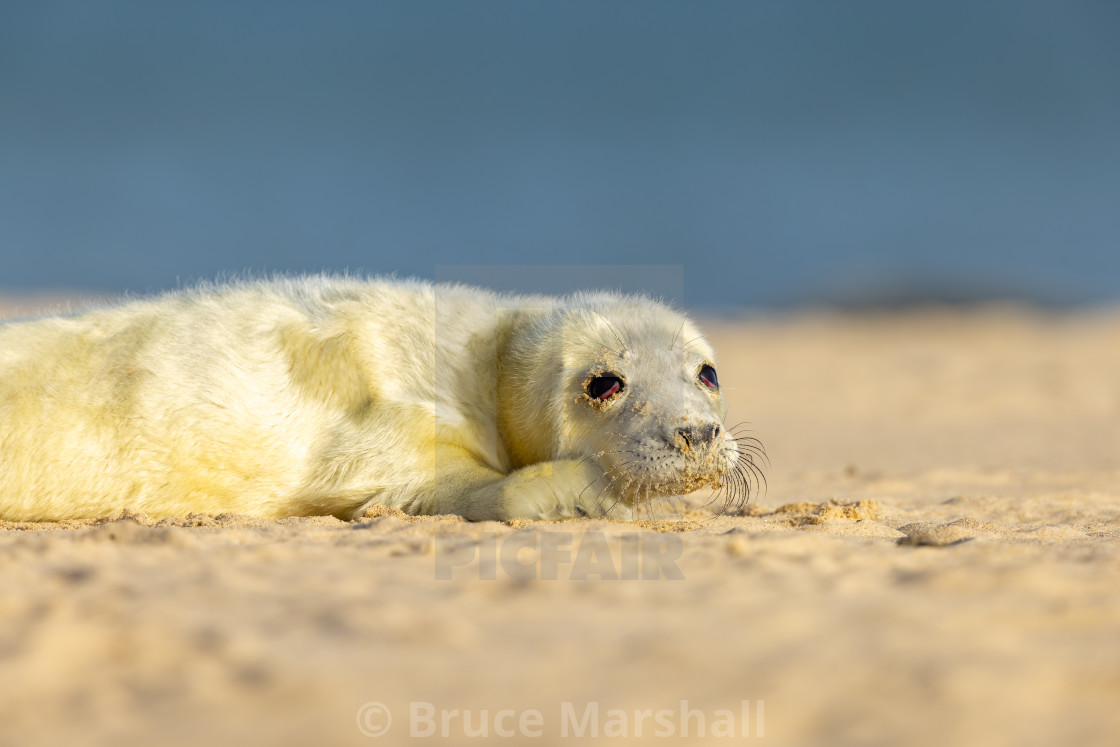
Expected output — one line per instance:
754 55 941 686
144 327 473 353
675 423 721 450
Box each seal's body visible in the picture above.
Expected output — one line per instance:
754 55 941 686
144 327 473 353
0 277 753 521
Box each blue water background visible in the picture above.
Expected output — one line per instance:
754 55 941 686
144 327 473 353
2 1 1118 308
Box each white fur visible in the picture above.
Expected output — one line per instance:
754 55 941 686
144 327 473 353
0 276 735 521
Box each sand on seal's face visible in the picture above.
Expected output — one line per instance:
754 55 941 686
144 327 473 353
1 300 1119 747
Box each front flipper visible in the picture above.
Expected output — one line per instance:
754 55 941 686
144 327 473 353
357 445 632 521
486 459 633 521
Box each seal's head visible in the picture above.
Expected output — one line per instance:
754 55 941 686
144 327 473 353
500 293 765 514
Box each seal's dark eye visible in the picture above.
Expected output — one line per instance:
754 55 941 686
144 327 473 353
698 364 719 391
587 375 624 401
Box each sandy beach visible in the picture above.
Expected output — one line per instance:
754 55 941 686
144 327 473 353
1 299 1118 746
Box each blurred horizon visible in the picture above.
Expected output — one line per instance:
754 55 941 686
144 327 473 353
2 1 1119 309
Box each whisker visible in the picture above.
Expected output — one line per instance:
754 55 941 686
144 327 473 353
591 460 637 517
592 340 625 359
595 314 629 357
575 449 641 468
671 321 685 350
